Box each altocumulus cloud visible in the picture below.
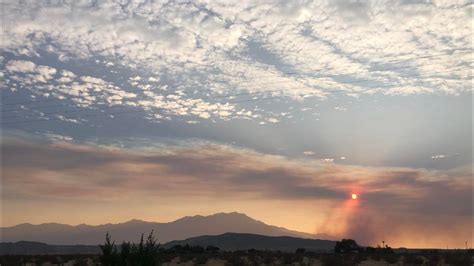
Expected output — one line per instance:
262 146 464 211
1 0 472 124
2 136 472 247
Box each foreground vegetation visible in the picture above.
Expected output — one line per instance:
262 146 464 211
1 232 472 266
2 250 472 266
2 249 472 265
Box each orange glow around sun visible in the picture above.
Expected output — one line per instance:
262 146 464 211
351 193 358 200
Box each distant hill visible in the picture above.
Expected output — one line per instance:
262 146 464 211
0 233 335 255
0 241 100 255
164 233 336 252
1 212 327 245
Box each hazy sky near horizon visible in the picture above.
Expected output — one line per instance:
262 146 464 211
1 0 472 248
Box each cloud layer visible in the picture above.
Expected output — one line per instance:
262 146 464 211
3 137 471 247
1 0 472 124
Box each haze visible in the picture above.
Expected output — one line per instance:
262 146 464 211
1 0 472 249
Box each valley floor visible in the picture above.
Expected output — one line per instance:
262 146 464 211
1 251 473 266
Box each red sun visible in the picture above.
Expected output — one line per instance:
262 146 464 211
351 193 358 200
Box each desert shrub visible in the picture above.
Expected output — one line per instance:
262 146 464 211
356 253 368 262
403 254 424 265
320 254 357 266
424 253 441 266
381 253 399 264
262 254 274 264
370 252 382 261
194 254 208 265
444 252 471 266
0 255 24 266
247 248 257 254
73 257 91 266
225 254 247 265
295 248 306 254
283 254 297 264
205 245 220 253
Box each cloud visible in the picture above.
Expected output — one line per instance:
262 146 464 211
35 65 57 82
321 158 335 163
4 60 254 122
1 0 470 104
44 133 74 142
2 136 471 247
6 60 57 83
1 0 471 128
334 106 347 111
6 60 37 73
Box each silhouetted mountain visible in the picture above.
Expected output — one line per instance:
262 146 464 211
1 212 326 245
164 233 336 251
0 241 100 255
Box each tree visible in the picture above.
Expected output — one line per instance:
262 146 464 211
138 233 145 256
145 230 159 253
119 241 131 266
101 231 160 266
334 239 360 253
100 232 118 266
143 230 160 265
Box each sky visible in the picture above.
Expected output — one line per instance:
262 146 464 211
0 0 473 248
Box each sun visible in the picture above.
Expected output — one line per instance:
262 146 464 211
351 193 358 200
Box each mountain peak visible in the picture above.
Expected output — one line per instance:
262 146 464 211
123 219 148 224
173 212 251 222
211 212 251 218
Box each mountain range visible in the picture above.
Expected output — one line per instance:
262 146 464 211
1 212 330 245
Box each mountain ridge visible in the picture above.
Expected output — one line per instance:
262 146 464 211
2 212 327 245
5 212 258 228
163 232 336 252
0 241 101 255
